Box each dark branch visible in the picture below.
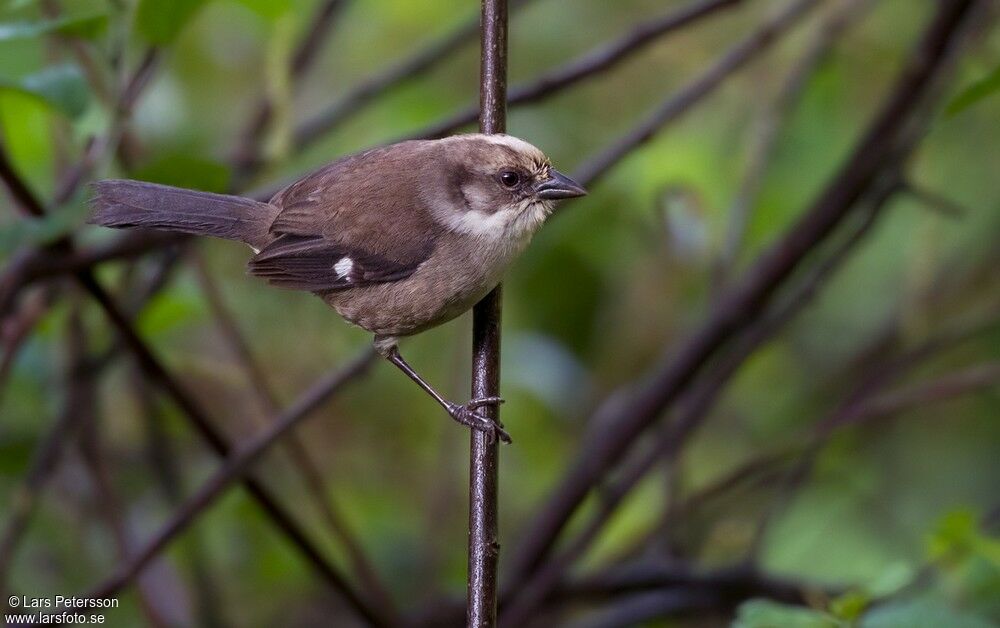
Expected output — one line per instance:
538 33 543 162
572 0 822 187
290 0 539 158
504 0 979 597
716 0 876 285
231 0 351 180
556 562 836 607
70 305 171 627
468 1 508 626
0 298 86 597
0 140 387 626
85 349 378 612
402 0 747 141
191 252 400 621
499 177 898 627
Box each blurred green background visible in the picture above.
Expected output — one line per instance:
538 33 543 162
0 0 998 626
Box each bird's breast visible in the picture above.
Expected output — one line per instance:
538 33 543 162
324 231 530 337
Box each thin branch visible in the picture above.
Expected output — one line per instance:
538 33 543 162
499 181 896 628
0 288 53 406
552 563 838 627
834 362 1000 428
747 358 1000 558
716 0 876 285
78 281 383 625
0 48 159 318
401 0 748 142
557 562 833 608
289 0 539 160
468 1 507 626
899 179 970 219
0 0 747 287
504 0 978 594
0 317 88 598
527 336 1000 626
86 348 376 602
572 0 823 188
55 48 160 198
131 368 229 627
0 143 387 626
1 0 748 287
8 231 182 292
561 590 720 628
88 249 189 375
69 306 170 628
231 0 351 179
0 142 48 218
190 251 399 621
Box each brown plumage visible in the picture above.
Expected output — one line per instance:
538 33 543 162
90 133 586 442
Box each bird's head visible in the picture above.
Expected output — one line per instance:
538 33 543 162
424 134 587 240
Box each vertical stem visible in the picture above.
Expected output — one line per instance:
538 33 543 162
469 0 507 626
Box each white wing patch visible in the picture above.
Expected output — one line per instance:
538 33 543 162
334 256 354 280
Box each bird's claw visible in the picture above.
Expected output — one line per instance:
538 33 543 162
447 398 511 444
467 396 504 410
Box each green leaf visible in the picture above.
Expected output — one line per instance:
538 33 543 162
137 291 203 336
929 509 980 564
732 600 844 628
946 64 1000 117
865 563 917 598
135 0 208 44
830 590 870 622
233 0 292 21
0 63 90 118
860 599 995 628
131 153 231 193
0 12 107 41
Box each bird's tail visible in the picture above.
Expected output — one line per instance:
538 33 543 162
89 179 280 251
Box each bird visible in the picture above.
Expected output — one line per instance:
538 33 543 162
89 133 587 443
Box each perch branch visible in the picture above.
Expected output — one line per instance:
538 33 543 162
468 1 507 626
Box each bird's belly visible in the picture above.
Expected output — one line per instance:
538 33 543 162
323 242 517 337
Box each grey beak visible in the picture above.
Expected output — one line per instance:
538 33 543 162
535 169 587 200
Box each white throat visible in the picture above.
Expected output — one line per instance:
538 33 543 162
443 199 553 241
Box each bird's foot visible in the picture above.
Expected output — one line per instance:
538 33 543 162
446 397 511 444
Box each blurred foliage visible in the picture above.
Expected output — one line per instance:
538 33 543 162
0 63 91 118
947 63 1000 116
0 0 998 626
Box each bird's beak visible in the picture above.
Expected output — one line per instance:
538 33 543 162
535 169 587 200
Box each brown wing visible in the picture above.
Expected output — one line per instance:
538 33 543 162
248 142 439 292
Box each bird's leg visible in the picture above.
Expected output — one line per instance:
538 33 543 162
377 341 510 444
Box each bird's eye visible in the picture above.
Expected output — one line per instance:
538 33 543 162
499 171 521 187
